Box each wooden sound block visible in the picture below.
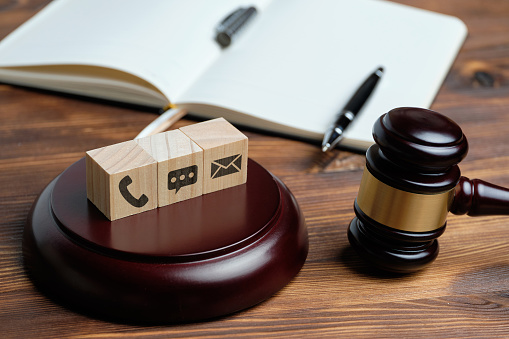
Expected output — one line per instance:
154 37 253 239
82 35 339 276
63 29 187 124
23 158 308 324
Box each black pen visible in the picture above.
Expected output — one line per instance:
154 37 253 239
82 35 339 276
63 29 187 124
321 67 384 152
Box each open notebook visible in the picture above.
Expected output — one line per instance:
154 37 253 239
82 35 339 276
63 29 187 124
0 0 467 150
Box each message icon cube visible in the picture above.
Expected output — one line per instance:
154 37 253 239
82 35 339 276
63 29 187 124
180 118 248 194
86 140 158 221
168 165 199 193
136 130 203 207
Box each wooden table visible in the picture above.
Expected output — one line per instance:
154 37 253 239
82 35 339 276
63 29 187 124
2 1 509 337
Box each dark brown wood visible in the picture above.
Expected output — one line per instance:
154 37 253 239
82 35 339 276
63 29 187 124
373 107 468 172
2 0 509 337
368 107 467 194
24 158 307 323
349 108 509 272
348 205 445 273
452 176 509 216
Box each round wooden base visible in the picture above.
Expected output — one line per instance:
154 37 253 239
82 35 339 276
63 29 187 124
23 158 308 323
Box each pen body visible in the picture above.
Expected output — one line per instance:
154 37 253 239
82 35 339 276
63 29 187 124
334 110 355 127
321 67 383 151
344 70 383 115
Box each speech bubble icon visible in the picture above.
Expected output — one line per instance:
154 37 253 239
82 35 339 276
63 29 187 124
168 165 198 193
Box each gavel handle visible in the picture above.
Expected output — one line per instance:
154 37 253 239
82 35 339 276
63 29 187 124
451 176 509 216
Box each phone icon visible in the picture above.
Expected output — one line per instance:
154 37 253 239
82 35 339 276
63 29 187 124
118 175 149 208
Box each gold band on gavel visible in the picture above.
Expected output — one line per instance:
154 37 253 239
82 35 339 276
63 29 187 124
356 167 455 232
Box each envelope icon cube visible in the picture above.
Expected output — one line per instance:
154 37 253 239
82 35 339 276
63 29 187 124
180 118 248 194
211 154 242 179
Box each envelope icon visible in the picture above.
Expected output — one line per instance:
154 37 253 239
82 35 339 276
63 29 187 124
211 154 242 179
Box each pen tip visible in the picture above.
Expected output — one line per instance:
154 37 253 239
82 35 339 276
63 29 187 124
322 145 330 152
376 67 384 75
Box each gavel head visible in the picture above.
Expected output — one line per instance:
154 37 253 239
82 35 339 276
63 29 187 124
348 107 469 273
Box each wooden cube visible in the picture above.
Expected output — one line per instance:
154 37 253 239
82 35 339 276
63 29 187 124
180 118 248 194
86 140 158 221
136 129 203 207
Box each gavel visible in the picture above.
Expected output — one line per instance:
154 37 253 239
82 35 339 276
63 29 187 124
348 107 509 273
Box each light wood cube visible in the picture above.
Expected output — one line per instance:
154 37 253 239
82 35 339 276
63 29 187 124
136 129 203 207
86 140 158 221
180 118 248 194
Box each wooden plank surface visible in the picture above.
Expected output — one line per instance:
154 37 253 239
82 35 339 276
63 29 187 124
1 0 509 337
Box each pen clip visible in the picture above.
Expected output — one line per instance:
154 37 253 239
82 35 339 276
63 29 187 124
217 8 246 30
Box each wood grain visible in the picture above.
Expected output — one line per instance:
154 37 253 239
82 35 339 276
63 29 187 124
180 118 248 194
1 0 509 337
86 140 158 220
136 129 203 206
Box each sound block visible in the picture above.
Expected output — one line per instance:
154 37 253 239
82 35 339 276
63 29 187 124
23 158 308 323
